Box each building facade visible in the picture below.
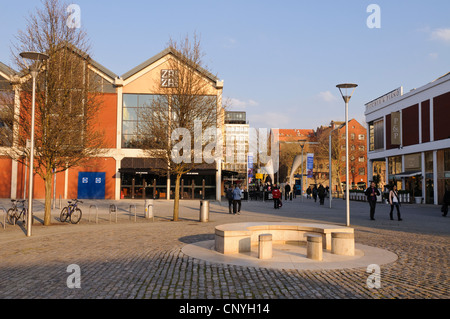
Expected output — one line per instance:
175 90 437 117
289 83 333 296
365 72 450 204
0 48 225 201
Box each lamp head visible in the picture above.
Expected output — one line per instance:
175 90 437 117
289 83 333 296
336 83 358 103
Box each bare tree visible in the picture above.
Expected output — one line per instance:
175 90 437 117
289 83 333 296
6 0 105 225
138 34 224 221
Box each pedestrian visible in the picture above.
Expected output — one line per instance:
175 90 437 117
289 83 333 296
312 185 318 202
284 183 291 201
389 184 402 221
233 184 242 215
318 184 325 205
272 185 282 209
365 181 380 220
226 186 234 214
306 186 312 199
442 188 450 217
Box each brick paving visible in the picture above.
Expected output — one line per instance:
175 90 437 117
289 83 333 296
0 197 448 300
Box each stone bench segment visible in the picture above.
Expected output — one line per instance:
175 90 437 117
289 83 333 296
331 232 355 256
215 222 354 255
258 234 272 259
306 234 323 261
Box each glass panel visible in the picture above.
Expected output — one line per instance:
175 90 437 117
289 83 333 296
123 94 138 107
138 94 155 107
123 107 138 121
122 121 137 135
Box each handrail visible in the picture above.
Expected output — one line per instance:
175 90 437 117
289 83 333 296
88 205 98 224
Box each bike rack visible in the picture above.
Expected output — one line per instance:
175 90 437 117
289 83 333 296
89 205 98 224
0 207 6 230
129 204 137 222
109 204 118 223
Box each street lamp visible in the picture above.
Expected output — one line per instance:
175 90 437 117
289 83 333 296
298 139 306 202
336 83 357 227
20 51 49 237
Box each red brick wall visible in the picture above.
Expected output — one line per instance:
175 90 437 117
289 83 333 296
421 100 430 143
433 91 450 141
0 157 12 198
402 104 419 146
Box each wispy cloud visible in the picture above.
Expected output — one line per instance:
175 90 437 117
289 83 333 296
229 98 258 109
223 37 237 49
430 28 450 43
316 91 337 103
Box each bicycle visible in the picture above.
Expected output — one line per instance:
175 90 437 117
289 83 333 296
60 199 83 224
7 199 28 225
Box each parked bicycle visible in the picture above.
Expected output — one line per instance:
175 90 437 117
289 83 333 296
60 199 83 224
7 199 28 225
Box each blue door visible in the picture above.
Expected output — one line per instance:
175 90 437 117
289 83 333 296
78 172 106 199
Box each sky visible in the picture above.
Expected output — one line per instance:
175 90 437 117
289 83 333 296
1 0 449 130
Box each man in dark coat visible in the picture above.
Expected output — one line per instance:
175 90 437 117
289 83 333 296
318 184 325 205
284 183 291 200
365 181 380 220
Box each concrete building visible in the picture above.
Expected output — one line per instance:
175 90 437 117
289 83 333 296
364 72 450 205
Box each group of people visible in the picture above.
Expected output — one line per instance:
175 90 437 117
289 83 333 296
225 184 243 215
306 184 328 205
364 181 402 221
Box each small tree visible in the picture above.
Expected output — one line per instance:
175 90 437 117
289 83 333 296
138 34 224 221
6 0 105 225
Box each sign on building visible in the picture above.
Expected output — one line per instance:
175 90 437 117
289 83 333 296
391 111 401 145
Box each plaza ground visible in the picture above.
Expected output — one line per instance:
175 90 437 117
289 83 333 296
0 195 448 301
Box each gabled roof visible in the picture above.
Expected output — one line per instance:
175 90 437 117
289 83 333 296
0 61 17 78
120 47 219 83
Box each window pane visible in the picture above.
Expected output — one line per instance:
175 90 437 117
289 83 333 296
123 94 138 107
123 107 138 121
123 121 137 135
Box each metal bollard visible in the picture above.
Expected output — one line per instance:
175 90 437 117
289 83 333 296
199 200 209 222
129 204 137 222
1 207 6 229
89 205 98 224
144 199 154 221
109 204 117 223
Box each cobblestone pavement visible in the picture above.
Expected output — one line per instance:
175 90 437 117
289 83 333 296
0 197 448 300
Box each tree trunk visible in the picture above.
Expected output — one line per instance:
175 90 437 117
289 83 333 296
173 173 182 221
43 170 53 226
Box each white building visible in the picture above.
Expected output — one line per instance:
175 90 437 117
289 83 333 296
365 72 450 205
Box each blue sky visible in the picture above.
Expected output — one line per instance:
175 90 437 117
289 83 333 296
1 0 449 130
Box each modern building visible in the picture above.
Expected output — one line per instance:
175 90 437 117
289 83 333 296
364 72 450 204
222 111 249 189
0 47 225 201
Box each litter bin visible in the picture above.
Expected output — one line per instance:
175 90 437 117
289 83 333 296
199 200 209 222
145 199 154 219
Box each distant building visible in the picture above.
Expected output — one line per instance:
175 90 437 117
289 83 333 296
222 111 249 188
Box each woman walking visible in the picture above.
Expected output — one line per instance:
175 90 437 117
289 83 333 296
389 185 402 221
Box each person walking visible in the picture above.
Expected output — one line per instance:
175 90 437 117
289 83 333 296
233 184 243 215
284 183 291 201
312 185 318 202
272 185 282 209
442 188 450 217
365 181 380 220
318 184 325 205
389 184 402 221
306 186 312 199
226 186 234 214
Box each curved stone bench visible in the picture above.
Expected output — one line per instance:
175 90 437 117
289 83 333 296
215 222 354 255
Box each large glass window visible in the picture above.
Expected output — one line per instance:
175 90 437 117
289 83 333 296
122 94 166 148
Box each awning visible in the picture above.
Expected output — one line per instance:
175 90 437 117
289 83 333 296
389 171 421 179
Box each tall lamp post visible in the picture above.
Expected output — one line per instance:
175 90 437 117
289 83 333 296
298 139 306 202
20 51 49 237
336 83 357 227
328 123 345 208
